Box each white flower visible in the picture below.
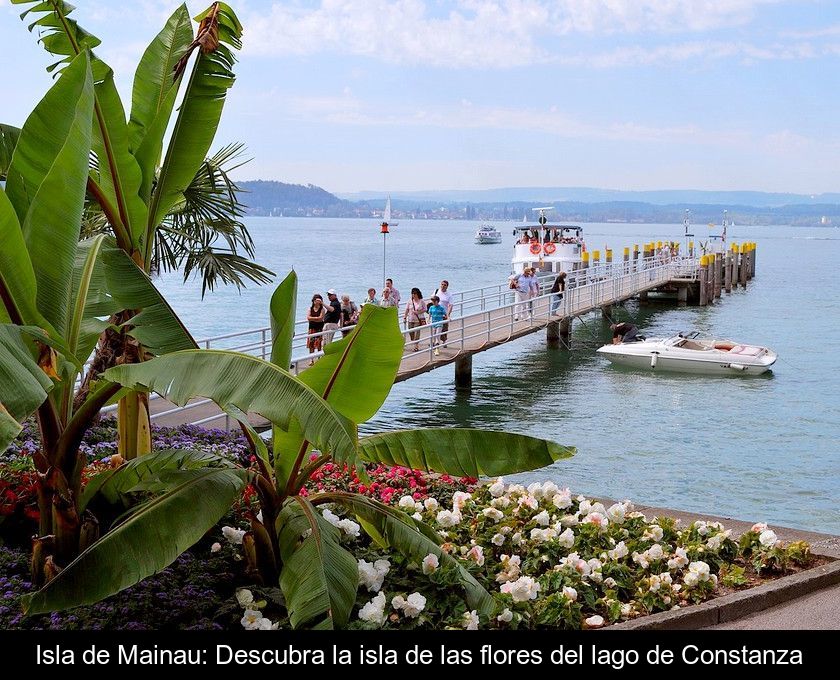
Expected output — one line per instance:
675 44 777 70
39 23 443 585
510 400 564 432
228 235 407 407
694 521 709 536
588 558 603 572
649 575 661 592
497 608 513 623
358 558 390 592
608 541 629 560
337 518 360 538
559 552 590 577
488 478 506 497
647 543 664 561
541 482 560 498
660 572 673 585
466 545 485 566
398 495 416 509
620 603 633 617
684 572 699 587
422 553 439 575
632 552 649 569
436 509 461 527
579 500 592 515
527 482 545 498
759 529 778 547
562 586 578 602
482 507 504 522
412 512 423 521
424 497 439 512
644 525 664 542
589 502 607 516
404 592 426 618
511 532 523 545
452 491 472 510
707 535 723 550
222 526 245 545
529 527 556 543
559 513 579 527
582 512 609 531
491 496 511 509
606 503 626 525
552 489 573 509
495 554 522 583
585 615 605 628
321 508 341 528
688 561 711 581
463 610 480 630
557 527 575 549
500 576 541 602
492 533 506 546
235 589 254 607
210 542 222 553
668 547 689 570
518 494 539 510
241 609 265 630
604 577 617 588
533 510 550 526
359 592 387 625
751 522 768 533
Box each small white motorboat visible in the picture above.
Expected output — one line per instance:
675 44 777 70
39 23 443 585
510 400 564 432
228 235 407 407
597 331 777 375
475 225 502 244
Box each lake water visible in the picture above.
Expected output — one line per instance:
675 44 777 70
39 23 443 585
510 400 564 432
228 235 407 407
156 218 840 534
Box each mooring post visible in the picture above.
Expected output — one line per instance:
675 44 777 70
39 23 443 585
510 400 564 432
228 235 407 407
454 354 472 391
689 240 694 258
751 243 757 277
559 317 571 347
748 243 756 279
623 246 630 273
699 255 709 306
677 285 688 306
713 253 722 298
632 244 639 272
739 245 748 287
724 251 732 293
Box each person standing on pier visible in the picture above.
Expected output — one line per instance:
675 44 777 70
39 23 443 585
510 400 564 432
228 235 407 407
384 278 401 307
528 268 541 317
550 272 567 316
513 269 531 320
306 294 327 360
362 288 379 306
379 287 397 308
322 289 342 345
340 294 360 338
434 279 453 343
427 295 448 356
403 288 427 351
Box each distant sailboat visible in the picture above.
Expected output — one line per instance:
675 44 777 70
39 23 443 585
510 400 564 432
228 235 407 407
384 195 398 227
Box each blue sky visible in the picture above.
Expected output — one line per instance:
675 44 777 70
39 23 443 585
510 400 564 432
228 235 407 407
2 0 840 194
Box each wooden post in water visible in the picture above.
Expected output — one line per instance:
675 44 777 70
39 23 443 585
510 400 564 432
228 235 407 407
677 285 688 306
559 317 571 348
751 242 757 277
689 240 694 258
454 354 472 391
699 255 709 306
547 321 560 348
749 243 756 279
713 253 722 298
739 245 748 287
724 251 732 293
623 247 630 272
633 244 639 272
601 304 612 320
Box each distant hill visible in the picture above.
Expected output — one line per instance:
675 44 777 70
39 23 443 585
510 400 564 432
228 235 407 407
237 180 840 226
338 186 840 209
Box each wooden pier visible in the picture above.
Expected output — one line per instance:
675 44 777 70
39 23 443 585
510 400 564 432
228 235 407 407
139 243 758 431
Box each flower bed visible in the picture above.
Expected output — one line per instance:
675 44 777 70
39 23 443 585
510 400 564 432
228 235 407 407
0 424 819 630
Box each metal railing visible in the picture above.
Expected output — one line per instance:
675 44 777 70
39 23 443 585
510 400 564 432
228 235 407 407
103 256 695 428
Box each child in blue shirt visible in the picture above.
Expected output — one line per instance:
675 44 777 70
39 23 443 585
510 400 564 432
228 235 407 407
427 296 448 355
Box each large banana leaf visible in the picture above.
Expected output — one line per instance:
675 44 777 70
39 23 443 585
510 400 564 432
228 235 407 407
0 324 54 452
104 351 358 463
323 492 495 617
5 52 94 338
277 496 358 629
80 448 235 513
358 428 575 477
0 189 44 328
269 271 297 370
71 236 196 361
274 304 403 484
148 3 243 235
0 124 19 180
129 4 193 203
22 466 248 614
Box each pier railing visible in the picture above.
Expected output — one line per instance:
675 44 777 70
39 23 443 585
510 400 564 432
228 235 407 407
112 255 695 428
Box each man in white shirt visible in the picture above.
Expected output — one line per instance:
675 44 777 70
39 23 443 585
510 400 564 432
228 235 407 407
384 278 401 307
434 279 453 343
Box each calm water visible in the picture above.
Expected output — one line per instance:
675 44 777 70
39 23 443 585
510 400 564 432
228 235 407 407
156 219 840 534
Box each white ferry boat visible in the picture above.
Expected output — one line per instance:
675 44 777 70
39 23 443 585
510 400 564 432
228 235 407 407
475 225 502 244
511 208 586 275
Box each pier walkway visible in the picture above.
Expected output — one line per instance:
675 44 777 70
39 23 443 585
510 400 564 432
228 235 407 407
141 255 702 430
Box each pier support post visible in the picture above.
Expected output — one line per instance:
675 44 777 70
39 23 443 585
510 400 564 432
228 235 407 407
454 355 472 391
601 305 612 320
547 321 560 348
632 245 639 272
751 243 757 277
713 253 722 298
699 256 709 306
639 290 649 302
559 317 570 347
677 285 688 306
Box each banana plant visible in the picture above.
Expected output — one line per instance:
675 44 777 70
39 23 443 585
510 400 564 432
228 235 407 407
23 272 575 628
9 1 266 458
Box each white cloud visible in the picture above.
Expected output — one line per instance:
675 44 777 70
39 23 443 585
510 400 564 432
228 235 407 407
242 0 786 67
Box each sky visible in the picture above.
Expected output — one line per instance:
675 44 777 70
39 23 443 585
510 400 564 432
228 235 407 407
2 0 840 195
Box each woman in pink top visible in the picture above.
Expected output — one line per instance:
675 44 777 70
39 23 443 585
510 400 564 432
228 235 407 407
403 287 427 351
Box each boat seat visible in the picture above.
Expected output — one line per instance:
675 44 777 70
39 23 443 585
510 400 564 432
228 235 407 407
728 345 762 356
714 341 737 351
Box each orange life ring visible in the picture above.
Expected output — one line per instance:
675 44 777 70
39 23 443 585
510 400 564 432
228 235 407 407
529 242 542 255
544 242 556 255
